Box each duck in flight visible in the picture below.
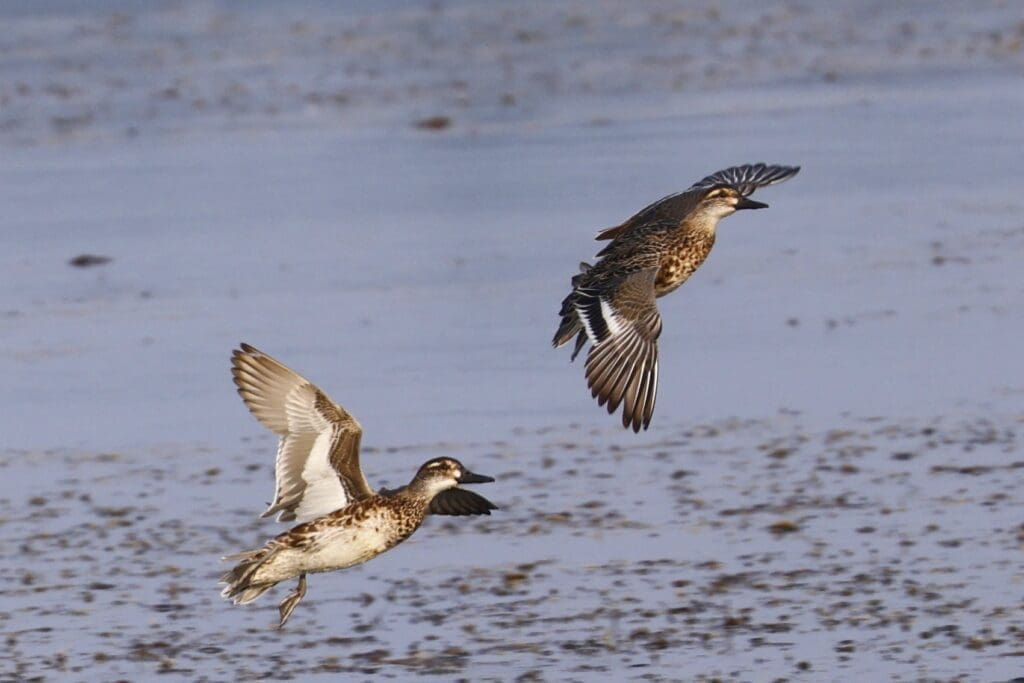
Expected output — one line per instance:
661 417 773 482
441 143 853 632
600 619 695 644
553 163 800 432
220 343 497 627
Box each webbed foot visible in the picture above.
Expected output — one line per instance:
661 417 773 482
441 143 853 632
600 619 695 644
277 573 307 628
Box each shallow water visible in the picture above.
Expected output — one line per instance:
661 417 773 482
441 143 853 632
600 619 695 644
1 1 1023 681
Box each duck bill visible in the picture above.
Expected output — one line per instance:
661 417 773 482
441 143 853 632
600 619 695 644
736 197 769 210
458 470 494 484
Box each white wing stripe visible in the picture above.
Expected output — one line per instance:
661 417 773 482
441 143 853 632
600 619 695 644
289 429 349 522
575 301 598 342
294 476 348 522
598 297 626 337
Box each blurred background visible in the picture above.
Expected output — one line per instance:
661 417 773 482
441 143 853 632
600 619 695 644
2 1 1022 680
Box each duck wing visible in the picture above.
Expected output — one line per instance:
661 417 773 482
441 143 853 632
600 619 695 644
231 343 373 523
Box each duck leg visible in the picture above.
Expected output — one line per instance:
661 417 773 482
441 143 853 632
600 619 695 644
277 573 307 628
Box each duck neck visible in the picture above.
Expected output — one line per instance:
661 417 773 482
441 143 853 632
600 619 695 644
681 210 726 236
406 477 451 502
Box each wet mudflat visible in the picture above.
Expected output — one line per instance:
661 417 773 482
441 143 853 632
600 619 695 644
3 413 1023 681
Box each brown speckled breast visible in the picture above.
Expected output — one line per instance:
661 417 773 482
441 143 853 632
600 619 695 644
655 233 715 296
381 496 430 548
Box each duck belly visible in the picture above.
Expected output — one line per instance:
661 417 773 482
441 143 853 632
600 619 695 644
306 521 398 573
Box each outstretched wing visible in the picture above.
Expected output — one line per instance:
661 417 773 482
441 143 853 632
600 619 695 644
595 163 799 242
689 163 800 197
231 343 373 523
577 268 662 432
428 488 498 516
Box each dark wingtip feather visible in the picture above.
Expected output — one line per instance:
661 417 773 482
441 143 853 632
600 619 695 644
429 488 498 516
570 331 588 361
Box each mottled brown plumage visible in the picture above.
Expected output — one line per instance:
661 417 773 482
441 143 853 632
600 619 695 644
221 344 497 627
554 163 800 432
